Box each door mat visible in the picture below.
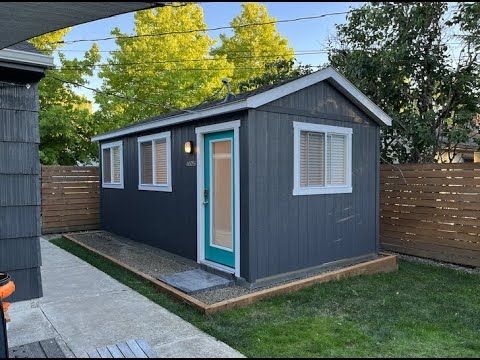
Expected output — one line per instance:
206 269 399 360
158 269 233 294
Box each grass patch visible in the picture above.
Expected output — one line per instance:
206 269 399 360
51 237 480 358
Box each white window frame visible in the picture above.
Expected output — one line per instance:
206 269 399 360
101 140 124 189
293 122 352 196
137 131 172 192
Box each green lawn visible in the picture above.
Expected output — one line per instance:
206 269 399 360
51 237 480 358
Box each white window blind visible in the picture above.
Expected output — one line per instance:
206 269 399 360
154 139 167 185
112 146 121 183
294 122 352 195
140 141 153 184
138 132 171 191
102 148 111 183
326 134 347 185
101 141 123 188
300 131 325 187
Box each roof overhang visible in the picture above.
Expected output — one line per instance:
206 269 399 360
92 66 393 142
0 2 166 50
0 48 54 68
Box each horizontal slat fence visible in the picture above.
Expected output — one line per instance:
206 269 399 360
41 166 100 234
380 163 480 267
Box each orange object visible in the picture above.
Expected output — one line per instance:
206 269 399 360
0 280 15 300
0 272 15 323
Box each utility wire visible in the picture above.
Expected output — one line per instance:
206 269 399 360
55 51 328 70
49 9 357 45
47 75 171 110
46 75 227 114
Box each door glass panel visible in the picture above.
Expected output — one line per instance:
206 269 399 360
211 140 233 250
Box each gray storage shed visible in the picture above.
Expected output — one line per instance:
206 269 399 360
0 43 53 301
92 67 392 285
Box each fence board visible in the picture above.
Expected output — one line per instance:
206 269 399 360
380 163 480 267
41 165 100 234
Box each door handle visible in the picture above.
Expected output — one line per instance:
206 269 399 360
203 189 209 205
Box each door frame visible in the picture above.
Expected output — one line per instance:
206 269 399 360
195 120 241 277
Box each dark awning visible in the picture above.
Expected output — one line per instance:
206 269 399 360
0 2 166 49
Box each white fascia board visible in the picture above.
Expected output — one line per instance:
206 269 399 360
92 67 392 142
0 48 53 68
91 99 248 142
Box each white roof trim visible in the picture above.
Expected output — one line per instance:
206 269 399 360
92 66 392 142
0 48 53 68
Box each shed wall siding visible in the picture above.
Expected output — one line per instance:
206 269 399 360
247 81 380 282
100 113 249 277
0 82 42 301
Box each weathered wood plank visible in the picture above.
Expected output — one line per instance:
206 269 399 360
106 345 124 358
126 340 147 358
116 343 135 358
41 165 100 234
97 346 113 358
380 163 480 267
135 339 157 358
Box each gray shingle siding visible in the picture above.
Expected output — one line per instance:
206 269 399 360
0 78 42 301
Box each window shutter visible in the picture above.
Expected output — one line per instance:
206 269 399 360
112 146 121 183
154 139 167 184
326 134 347 185
102 148 111 183
300 131 325 187
141 141 153 184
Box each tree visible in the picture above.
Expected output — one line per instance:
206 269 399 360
30 30 102 165
237 59 314 92
96 3 233 131
328 2 480 163
212 2 295 92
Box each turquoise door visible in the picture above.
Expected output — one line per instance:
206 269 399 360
204 130 235 268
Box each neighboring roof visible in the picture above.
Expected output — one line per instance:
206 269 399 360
0 2 166 49
0 42 53 68
93 67 393 142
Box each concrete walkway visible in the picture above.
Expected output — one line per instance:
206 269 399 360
7 238 243 358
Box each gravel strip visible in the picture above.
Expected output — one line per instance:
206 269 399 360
65 231 394 305
387 251 480 275
69 231 198 277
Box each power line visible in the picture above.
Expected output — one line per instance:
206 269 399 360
46 75 229 115
47 75 172 110
55 51 329 70
49 9 356 45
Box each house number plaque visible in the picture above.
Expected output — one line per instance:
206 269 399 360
186 160 197 167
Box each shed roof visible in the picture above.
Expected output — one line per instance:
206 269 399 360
92 66 393 142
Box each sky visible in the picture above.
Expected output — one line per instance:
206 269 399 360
54 2 364 110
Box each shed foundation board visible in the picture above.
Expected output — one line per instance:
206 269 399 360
63 232 398 314
158 269 234 294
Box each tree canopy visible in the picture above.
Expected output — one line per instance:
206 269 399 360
212 2 295 92
329 2 480 163
95 3 233 131
29 30 101 165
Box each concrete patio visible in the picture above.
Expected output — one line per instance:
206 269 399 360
7 238 243 358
